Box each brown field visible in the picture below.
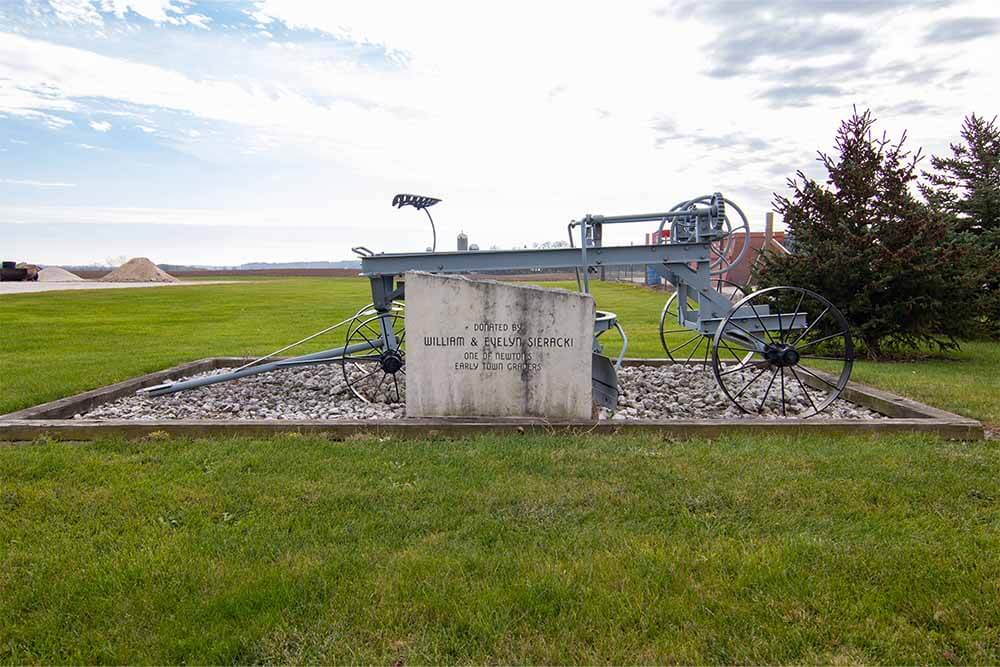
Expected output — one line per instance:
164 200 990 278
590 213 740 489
73 268 363 279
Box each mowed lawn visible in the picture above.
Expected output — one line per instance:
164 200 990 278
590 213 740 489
1 278 1000 663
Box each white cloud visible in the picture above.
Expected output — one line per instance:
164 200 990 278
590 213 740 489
41 0 194 26
136 124 156 133
98 0 185 23
48 0 103 26
89 119 112 131
185 13 211 29
1 178 76 187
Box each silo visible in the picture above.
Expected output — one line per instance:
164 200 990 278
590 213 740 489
457 231 469 251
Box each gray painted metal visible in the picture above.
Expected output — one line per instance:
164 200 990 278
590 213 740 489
591 353 619 409
141 341 377 396
136 191 847 415
360 243 706 276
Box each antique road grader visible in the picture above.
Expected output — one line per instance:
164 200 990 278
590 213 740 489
144 193 855 417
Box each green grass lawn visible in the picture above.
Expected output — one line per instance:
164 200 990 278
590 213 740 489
2 432 999 663
2 277 999 663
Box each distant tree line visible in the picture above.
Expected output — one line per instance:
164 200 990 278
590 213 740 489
756 108 1000 360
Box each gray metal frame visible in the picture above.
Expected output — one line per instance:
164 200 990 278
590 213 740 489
141 192 812 404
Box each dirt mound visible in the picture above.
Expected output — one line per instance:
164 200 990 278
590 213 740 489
99 257 179 283
38 266 85 282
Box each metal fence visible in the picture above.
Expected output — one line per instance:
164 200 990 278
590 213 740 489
599 264 664 286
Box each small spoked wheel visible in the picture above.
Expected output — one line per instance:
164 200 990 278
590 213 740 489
659 278 750 364
710 287 854 417
342 306 406 403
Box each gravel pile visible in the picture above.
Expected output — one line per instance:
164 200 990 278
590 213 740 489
38 266 85 282
78 364 883 421
100 257 178 283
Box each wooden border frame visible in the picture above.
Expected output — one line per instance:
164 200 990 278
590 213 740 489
0 357 984 441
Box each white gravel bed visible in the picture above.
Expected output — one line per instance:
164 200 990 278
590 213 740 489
79 365 404 421
611 364 882 420
77 363 883 421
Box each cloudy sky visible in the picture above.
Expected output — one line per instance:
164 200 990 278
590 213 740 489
2 0 999 266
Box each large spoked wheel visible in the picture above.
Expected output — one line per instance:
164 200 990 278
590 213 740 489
710 287 854 417
658 278 750 364
341 306 406 403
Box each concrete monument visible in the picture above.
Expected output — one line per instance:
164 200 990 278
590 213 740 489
405 272 594 418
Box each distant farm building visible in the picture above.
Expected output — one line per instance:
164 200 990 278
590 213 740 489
643 229 787 286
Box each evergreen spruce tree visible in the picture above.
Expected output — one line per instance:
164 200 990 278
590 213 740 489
757 108 982 359
921 114 1000 336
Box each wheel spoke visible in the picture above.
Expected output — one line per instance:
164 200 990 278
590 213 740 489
733 365 770 400
776 300 784 343
352 325 379 352
797 354 847 361
795 331 846 353
725 319 769 350
351 365 382 384
747 300 777 345
361 319 385 345
683 336 704 364
669 333 702 355
795 365 841 391
789 366 818 413
790 306 829 347
779 367 786 416
392 374 401 402
719 339 751 364
372 371 389 398
758 368 779 412
720 359 768 376
783 290 806 343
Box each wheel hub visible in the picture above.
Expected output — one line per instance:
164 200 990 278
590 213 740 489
764 342 800 368
380 350 404 374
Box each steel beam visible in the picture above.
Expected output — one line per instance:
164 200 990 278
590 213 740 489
140 341 378 396
361 242 707 276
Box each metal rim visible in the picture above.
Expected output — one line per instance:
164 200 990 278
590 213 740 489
658 278 750 364
708 197 750 277
341 308 406 403
711 286 854 417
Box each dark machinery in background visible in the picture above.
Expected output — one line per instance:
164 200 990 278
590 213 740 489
1 261 37 282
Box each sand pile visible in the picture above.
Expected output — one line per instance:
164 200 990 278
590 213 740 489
100 257 179 283
38 266 85 282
